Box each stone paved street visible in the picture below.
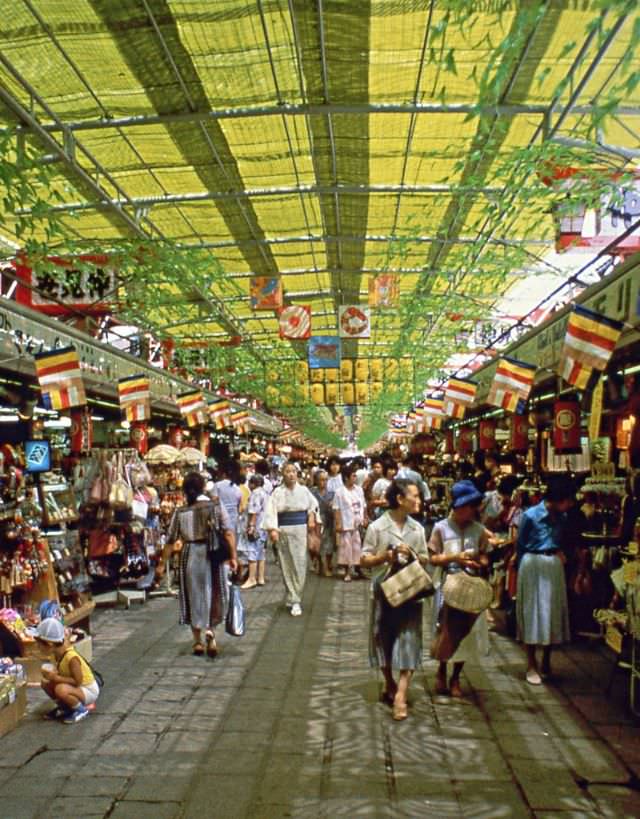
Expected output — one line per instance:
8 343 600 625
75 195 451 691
1 558 639 819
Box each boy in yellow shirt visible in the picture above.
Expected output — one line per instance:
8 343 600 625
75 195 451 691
36 618 100 724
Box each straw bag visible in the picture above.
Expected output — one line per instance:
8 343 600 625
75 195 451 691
109 453 133 509
381 549 433 608
442 568 492 614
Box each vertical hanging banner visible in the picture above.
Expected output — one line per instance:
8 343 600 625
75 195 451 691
510 415 530 451
339 306 371 338
250 276 283 310
478 419 497 450
117 374 150 422
308 336 341 369
70 408 93 454
368 274 399 308
553 400 582 453
278 305 311 339
559 306 624 388
589 376 604 441
176 390 208 427
34 346 86 410
208 398 232 430
457 427 474 454
487 357 536 413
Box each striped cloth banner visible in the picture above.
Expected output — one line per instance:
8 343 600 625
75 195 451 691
118 375 150 422
444 377 477 419
208 398 232 430
487 356 537 414
231 410 251 434
34 346 86 410
423 397 444 430
176 390 208 427
559 306 624 387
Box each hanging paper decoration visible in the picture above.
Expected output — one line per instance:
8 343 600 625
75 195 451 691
308 336 341 369
34 346 86 410
368 274 399 308
250 276 283 310
510 415 529 451
278 304 311 339
559 305 624 388
478 419 497 450
118 374 150 422
208 398 232 430
339 305 371 338
231 410 251 435
176 390 208 427
553 400 582 453
444 377 477 419
487 357 536 413
423 397 444 429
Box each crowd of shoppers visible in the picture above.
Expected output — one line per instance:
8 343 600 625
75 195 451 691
164 447 579 723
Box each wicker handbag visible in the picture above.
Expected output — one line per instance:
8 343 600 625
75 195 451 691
381 549 433 608
442 568 492 614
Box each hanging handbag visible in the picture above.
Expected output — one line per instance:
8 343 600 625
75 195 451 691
206 506 228 563
225 583 245 637
442 567 493 614
307 527 321 558
109 453 134 509
88 530 120 558
381 548 433 608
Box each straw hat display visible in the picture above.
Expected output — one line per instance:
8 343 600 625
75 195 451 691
145 444 181 465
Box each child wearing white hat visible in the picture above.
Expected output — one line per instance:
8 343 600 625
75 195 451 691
36 618 100 724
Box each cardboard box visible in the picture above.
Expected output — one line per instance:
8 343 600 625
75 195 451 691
0 683 27 738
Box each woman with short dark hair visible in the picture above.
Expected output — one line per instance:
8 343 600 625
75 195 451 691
333 462 367 582
361 479 428 720
168 471 237 656
516 477 574 685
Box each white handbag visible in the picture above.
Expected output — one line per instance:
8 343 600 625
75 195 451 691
381 549 434 608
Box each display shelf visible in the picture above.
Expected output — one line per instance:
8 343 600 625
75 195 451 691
64 599 95 629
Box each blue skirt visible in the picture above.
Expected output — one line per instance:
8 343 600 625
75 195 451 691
369 576 423 671
516 553 570 646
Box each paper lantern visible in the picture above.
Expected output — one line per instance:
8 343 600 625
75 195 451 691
510 415 529 451
342 382 355 404
370 381 383 399
325 383 339 404
341 360 353 381
553 400 581 453
325 368 338 384
355 359 369 381
356 382 369 404
310 368 324 383
479 419 497 451
370 360 383 381
296 361 309 385
130 421 148 455
384 359 399 381
266 368 279 383
311 383 324 405
266 386 278 405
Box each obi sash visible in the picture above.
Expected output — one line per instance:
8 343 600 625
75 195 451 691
278 510 308 527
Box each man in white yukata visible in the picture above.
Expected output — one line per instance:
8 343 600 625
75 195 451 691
264 462 318 616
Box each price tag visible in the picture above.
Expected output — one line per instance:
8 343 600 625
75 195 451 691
605 625 623 654
623 561 638 584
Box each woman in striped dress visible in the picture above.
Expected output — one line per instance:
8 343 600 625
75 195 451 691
168 472 237 657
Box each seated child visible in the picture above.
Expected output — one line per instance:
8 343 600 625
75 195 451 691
36 617 99 724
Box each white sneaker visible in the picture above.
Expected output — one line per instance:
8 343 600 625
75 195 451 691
290 603 302 617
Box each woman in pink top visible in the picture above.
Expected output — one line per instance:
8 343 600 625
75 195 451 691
333 462 367 582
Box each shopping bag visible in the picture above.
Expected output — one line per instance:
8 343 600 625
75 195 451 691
225 584 245 637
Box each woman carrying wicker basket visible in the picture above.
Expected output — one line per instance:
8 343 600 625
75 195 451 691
429 480 491 698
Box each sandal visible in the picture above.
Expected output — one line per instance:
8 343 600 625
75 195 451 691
192 642 205 656
205 632 218 658
392 698 408 721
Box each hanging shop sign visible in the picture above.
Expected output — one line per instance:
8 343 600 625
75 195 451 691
130 421 148 456
250 276 283 310
70 407 93 454
12 255 116 316
368 274 399 308
308 336 341 369
34 345 86 410
543 169 640 255
338 306 371 338
278 305 311 339
553 400 582 454
510 415 529 452
558 305 624 389
487 357 536 413
443 428 455 455
589 376 604 441
478 419 497 450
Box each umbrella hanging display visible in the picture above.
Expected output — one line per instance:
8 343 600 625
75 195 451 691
175 446 206 466
145 444 181 465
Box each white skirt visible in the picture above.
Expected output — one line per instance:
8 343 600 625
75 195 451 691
516 553 570 646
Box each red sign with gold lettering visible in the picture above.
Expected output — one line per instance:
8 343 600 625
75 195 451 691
510 416 529 451
553 400 581 453
479 419 497 451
